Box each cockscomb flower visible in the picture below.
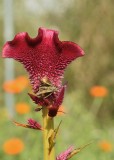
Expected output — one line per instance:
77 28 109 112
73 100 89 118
2 27 85 117
2 27 84 91
2 27 86 160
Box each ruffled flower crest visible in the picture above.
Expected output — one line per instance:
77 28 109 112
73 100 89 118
2 27 84 94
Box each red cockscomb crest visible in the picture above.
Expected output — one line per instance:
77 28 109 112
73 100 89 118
2 27 85 93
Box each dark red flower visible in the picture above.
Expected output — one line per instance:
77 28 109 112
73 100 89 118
2 27 85 117
2 27 85 93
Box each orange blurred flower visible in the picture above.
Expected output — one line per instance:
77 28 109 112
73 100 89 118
3 138 24 155
16 76 29 89
99 140 112 152
15 103 30 114
57 105 66 116
90 86 108 97
3 76 29 93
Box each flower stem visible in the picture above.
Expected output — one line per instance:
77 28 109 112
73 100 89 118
90 98 103 116
42 107 55 160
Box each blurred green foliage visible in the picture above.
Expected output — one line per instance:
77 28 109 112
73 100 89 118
0 93 114 160
0 0 114 159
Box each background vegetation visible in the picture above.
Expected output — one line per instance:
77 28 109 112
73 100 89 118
0 0 114 159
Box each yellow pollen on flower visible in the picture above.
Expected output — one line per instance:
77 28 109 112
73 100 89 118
90 86 108 97
15 103 30 114
3 138 24 155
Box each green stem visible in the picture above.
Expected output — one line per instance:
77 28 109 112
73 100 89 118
42 107 55 160
90 98 103 116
